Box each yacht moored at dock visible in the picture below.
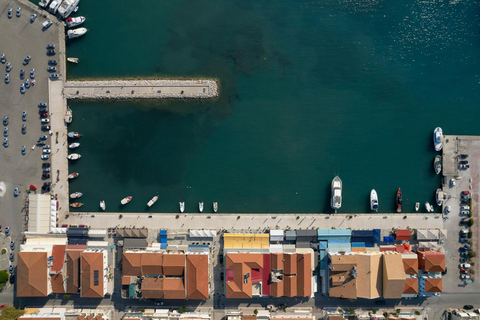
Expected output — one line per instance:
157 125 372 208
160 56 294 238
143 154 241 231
396 188 402 213
179 202 185 213
436 188 445 206
69 142 80 149
70 192 82 199
370 189 378 212
121 196 132 205
100 200 106 211
67 28 87 39
68 172 79 179
58 0 79 18
213 202 218 213
68 131 81 138
66 16 85 28
199 201 204 213
65 107 72 124
67 57 79 63
330 176 342 211
39 0 51 8
70 202 83 208
415 202 420 211
425 201 433 212
49 0 62 14
434 155 442 174
147 195 158 207
434 127 443 151
67 153 81 160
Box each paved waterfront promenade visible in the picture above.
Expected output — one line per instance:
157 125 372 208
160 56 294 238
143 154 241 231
64 79 218 99
65 212 444 230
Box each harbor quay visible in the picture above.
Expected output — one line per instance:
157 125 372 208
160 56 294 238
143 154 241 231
64 79 218 99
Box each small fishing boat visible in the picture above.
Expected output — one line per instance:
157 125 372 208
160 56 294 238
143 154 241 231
179 202 185 213
213 202 218 213
199 201 204 213
425 201 433 212
370 189 378 212
65 107 72 124
66 16 85 28
67 57 79 63
434 155 442 174
67 27 87 39
331 176 342 210
147 195 158 207
67 153 81 160
396 188 402 213
434 127 443 151
121 196 132 205
100 200 105 211
69 142 80 149
70 202 83 208
68 131 81 138
436 188 445 206
68 172 79 179
70 192 82 199
39 0 51 8
415 202 420 211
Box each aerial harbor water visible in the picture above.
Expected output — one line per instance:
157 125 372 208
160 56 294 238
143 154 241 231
63 0 480 213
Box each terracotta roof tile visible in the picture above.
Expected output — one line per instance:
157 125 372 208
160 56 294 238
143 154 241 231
403 278 418 294
163 278 186 299
123 253 142 276
51 273 65 294
296 253 311 297
186 254 209 300
51 245 66 273
17 252 48 297
225 253 263 299
142 278 164 299
425 278 442 293
81 252 104 298
284 253 297 275
271 253 283 270
122 276 132 285
402 258 418 274
270 280 284 297
395 229 411 241
284 275 297 297
66 250 81 293
163 254 185 276
141 253 163 275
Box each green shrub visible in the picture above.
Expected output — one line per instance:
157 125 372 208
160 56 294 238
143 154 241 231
254 310 258 315
178 308 187 314
415 311 421 315
469 219 474 227
372 309 377 314
468 231 473 238
338 309 343 314
0 271 9 284
0 249 5 255
469 251 477 258
119 214 123 219
383 312 389 318
0 307 25 320
63 293 71 299
348 309 355 314
470 269 475 274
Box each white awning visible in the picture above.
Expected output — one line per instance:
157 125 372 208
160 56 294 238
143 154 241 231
270 229 284 242
189 229 217 238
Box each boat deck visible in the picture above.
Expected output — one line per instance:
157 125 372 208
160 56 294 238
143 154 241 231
64 79 218 99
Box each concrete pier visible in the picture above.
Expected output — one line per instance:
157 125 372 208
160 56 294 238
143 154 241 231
64 79 218 99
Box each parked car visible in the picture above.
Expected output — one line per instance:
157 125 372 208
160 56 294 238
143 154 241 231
9 253 13 262
7 8 12 19
41 154 49 160
10 241 14 250
16 7 21 17
3 127 8 137
5 227 9 236
461 211 470 216
464 305 474 310
40 113 48 118
39 135 48 140
3 138 8 148
21 146 26 155
25 78 30 88
46 44 55 49
20 69 24 79
39 108 48 113
47 66 56 72
460 252 469 257
41 125 50 131
462 205 470 210
460 257 468 263
43 168 51 173
43 149 51 154
23 55 31 65
450 179 455 187
3 116 7 126
4 73 9 84
30 68 35 79
47 50 56 56
461 275 471 280
41 118 49 124
0 53 4 63
42 162 51 168
42 20 52 29
42 173 50 178
6 62 12 72
22 124 26 134
9 265 13 274
460 246 469 252
38 102 47 108
49 73 59 79
48 60 57 66
460 263 471 269
30 13 36 22
22 111 27 121
445 205 451 214
20 83 25 94
13 188 18 197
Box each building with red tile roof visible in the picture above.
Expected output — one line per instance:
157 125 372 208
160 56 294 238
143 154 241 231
141 278 164 299
395 230 411 241
418 251 445 272
164 278 186 299
225 253 263 299
186 254 209 300
81 251 105 298
163 254 185 276
403 278 418 294
17 252 49 297
425 278 443 293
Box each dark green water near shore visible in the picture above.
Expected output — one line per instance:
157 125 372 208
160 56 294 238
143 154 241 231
61 0 480 213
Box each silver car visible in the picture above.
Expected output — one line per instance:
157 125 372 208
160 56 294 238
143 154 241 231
22 111 27 121
4 73 8 84
30 13 36 22
3 127 7 137
30 68 35 79
21 146 26 155
20 83 25 94
16 7 21 17
6 62 12 72
0 54 5 63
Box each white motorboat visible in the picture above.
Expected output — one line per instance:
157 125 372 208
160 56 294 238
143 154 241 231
199 201 204 212
67 57 79 63
67 27 87 39
147 195 158 207
65 107 72 124
100 200 105 211
68 131 81 138
434 155 442 174
415 202 420 211
370 189 378 211
66 16 85 28
434 127 443 151
213 202 218 213
39 0 51 8
70 192 82 199
69 142 80 149
48 0 62 14
425 201 433 212
67 153 81 160
121 196 132 205
58 0 79 18
330 176 342 210
179 202 185 213
436 188 446 206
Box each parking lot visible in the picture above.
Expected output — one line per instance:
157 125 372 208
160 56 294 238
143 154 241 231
0 0 61 243
442 136 480 293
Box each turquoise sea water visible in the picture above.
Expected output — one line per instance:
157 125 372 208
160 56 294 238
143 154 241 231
60 0 480 213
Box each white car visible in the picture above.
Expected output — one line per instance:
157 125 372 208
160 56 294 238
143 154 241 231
445 205 451 214
30 68 35 79
20 83 25 94
461 211 470 215
462 205 470 210
461 274 471 280
4 73 9 84
41 154 49 160
22 111 27 121
450 179 455 187
16 7 21 17
43 149 51 154
41 118 49 124
461 263 471 268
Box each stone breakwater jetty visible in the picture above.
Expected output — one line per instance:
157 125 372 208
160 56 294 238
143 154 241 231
64 79 218 99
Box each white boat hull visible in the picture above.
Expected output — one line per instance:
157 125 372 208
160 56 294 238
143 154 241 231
179 202 185 213
199 202 204 212
100 200 106 211
434 127 443 151
147 196 158 207
370 189 378 211
67 27 87 39
330 176 342 210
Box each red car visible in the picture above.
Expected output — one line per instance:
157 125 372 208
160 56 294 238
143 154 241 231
461 269 468 274
40 113 48 118
42 174 50 178
462 191 470 195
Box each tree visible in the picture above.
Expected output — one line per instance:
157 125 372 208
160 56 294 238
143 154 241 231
469 251 477 258
468 219 474 227
414 311 421 316
0 271 9 284
0 307 25 320
254 310 258 315
371 309 377 314
178 308 187 314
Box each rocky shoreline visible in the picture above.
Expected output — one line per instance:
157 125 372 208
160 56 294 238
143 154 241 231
64 79 218 99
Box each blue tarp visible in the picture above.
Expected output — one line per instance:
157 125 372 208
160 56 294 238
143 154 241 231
365 242 374 247
373 229 381 243
352 242 365 247
383 236 395 242
319 241 328 250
